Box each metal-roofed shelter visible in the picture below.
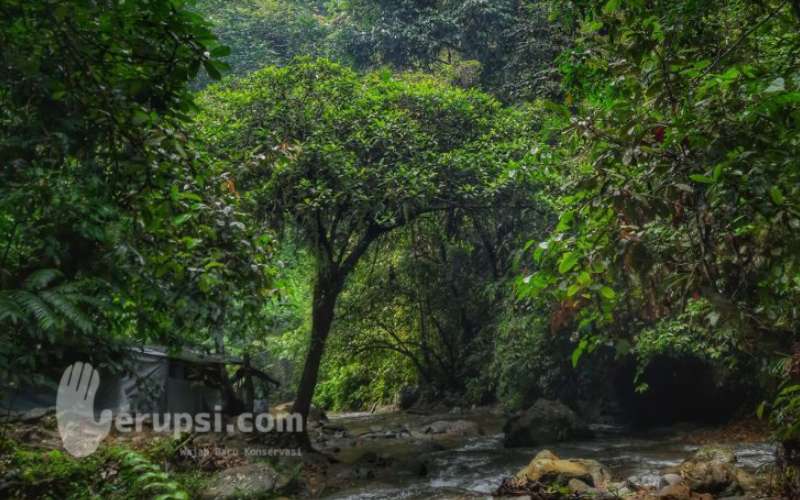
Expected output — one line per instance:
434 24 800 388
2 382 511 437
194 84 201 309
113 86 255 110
95 345 243 416
1 345 255 418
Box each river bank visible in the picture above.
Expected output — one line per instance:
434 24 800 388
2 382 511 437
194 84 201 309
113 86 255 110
313 409 775 499
0 406 778 499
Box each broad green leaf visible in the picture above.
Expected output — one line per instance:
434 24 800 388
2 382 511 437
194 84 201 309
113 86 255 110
559 253 580 274
770 186 785 205
689 174 714 184
174 213 193 226
599 286 616 300
603 0 622 14
210 45 231 57
571 339 588 368
203 60 222 80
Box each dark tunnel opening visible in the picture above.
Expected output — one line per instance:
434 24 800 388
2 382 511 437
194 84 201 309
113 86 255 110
614 355 753 428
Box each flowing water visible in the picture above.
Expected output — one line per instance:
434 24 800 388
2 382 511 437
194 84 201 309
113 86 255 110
322 412 776 500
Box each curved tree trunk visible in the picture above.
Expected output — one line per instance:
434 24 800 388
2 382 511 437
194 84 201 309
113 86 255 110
291 268 342 448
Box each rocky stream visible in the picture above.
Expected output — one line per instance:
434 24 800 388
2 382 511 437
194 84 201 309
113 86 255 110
309 404 776 499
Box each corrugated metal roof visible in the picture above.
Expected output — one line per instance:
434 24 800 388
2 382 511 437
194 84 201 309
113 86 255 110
127 345 243 365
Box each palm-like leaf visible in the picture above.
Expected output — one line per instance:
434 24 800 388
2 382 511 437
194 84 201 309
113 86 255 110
12 290 57 330
0 292 25 323
23 268 63 291
41 290 94 334
1 270 102 336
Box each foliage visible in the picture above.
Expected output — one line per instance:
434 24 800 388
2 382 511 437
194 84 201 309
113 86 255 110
335 0 568 100
192 0 569 101
493 306 570 410
0 0 276 391
633 298 743 388
517 0 800 433
320 190 546 408
254 242 314 403
196 58 538 417
193 0 334 85
4 0 798 453
119 449 189 500
0 437 188 499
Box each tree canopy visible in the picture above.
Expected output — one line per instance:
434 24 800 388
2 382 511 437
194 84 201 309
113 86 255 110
3 1 800 493
196 57 539 423
0 0 267 386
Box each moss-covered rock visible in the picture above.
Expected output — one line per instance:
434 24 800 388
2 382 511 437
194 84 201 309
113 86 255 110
503 399 593 447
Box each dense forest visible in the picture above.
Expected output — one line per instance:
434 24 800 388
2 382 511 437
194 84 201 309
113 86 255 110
1 0 799 498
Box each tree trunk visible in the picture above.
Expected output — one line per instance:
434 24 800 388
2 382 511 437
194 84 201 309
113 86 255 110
291 268 342 446
242 353 255 413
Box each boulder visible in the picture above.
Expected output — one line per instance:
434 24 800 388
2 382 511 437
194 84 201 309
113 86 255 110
358 426 411 440
678 446 741 496
420 419 482 437
572 458 613 489
734 468 760 493
272 401 328 422
503 399 593 447
655 483 692 500
515 450 611 488
568 478 595 494
691 446 736 465
201 463 288 499
659 473 684 489
395 386 419 410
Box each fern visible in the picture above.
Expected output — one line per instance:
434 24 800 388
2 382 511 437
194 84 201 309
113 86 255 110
119 450 189 500
23 268 63 291
12 290 57 330
0 293 24 323
40 290 94 334
0 268 101 336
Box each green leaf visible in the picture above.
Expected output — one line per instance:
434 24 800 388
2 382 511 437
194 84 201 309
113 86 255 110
599 286 616 300
756 401 766 419
689 174 714 184
210 45 231 57
558 253 580 274
132 110 149 126
556 211 574 232
203 60 222 80
581 19 604 34
174 213 193 226
24 269 63 291
615 339 631 357
602 0 622 15
571 339 588 368
712 164 723 182
770 186 785 205
720 67 740 81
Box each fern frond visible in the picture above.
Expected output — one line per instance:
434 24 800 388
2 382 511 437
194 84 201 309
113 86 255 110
0 292 24 324
12 290 57 330
23 269 63 291
40 290 94 334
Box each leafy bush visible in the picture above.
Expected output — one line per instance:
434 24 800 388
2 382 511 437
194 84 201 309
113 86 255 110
0 436 190 500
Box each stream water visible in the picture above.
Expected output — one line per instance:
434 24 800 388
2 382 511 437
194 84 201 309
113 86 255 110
323 413 776 500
